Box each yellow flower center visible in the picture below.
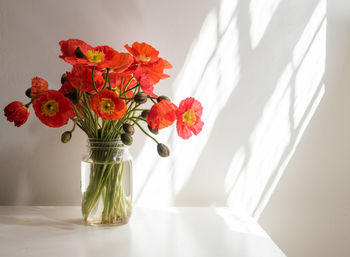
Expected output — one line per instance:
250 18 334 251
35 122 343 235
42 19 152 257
86 50 105 63
137 54 151 63
42 100 59 117
100 98 115 114
182 109 196 126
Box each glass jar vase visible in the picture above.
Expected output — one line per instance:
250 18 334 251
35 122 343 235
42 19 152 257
81 138 132 225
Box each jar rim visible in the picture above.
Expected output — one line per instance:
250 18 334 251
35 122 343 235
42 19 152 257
87 138 126 148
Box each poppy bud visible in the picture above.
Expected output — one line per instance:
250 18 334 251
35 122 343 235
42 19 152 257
157 95 170 103
157 143 170 157
121 133 133 145
61 73 68 84
148 125 159 135
140 110 149 119
25 88 31 98
123 123 135 136
61 131 72 143
134 92 147 104
75 47 86 58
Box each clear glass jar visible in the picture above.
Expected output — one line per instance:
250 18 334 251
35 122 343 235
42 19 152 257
81 138 132 225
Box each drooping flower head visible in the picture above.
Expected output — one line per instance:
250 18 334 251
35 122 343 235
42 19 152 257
125 42 173 84
176 97 204 139
109 71 136 98
4 101 30 127
134 66 157 98
66 66 105 93
59 39 133 71
33 90 74 128
31 77 48 98
146 100 178 130
90 89 126 120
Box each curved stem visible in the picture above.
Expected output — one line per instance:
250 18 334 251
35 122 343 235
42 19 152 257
25 94 40 108
149 97 157 104
108 72 113 90
129 118 159 144
102 68 110 90
92 66 98 93
120 83 139 97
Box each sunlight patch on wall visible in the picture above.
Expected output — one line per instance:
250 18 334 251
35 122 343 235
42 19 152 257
134 1 240 206
226 63 294 215
249 0 282 48
293 0 326 127
226 0 326 218
219 0 238 34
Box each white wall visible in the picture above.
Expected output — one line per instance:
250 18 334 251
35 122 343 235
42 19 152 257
260 2 350 256
0 0 349 256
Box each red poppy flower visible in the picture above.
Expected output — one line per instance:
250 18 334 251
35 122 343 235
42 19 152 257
4 101 30 127
58 81 80 117
31 77 48 98
146 100 178 130
58 81 74 95
142 58 173 84
60 39 133 71
66 66 105 93
109 71 136 98
176 97 204 139
134 66 157 97
90 89 126 120
33 90 74 128
59 39 93 59
125 42 173 84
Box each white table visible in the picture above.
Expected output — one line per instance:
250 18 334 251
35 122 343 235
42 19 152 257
0 206 286 257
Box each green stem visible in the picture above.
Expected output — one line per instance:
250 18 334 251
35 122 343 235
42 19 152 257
120 83 139 97
108 72 112 90
102 68 110 90
129 118 159 144
25 94 40 108
149 96 157 104
92 66 98 93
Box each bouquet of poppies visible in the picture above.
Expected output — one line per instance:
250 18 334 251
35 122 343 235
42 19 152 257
4 39 204 224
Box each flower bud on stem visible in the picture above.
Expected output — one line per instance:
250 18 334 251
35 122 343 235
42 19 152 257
157 143 170 157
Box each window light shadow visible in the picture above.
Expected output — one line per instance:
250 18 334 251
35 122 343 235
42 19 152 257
134 0 326 221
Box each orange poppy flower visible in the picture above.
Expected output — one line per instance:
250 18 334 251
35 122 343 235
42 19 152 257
4 101 30 127
134 66 157 97
146 100 178 130
31 77 48 98
125 42 160 64
109 72 136 98
33 90 74 128
66 66 105 93
60 39 133 71
90 89 126 120
176 97 204 139
125 42 173 84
